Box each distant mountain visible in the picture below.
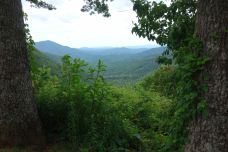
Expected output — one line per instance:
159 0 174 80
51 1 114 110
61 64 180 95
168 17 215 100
35 40 160 58
35 40 79 57
35 40 165 84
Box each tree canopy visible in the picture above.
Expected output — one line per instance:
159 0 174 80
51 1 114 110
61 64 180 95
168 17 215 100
26 0 113 16
26 0 56 10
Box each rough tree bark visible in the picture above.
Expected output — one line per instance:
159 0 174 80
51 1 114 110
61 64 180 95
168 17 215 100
0 0 44 147
185 0 228 151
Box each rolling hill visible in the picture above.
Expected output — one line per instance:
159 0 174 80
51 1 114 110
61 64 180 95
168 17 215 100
32 49 61 75
35 40 165 84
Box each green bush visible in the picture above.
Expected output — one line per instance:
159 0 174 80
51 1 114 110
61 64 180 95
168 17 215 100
33 56 137 151
32 55 174 151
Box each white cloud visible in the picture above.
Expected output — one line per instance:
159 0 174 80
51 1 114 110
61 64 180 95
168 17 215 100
22 0 159 47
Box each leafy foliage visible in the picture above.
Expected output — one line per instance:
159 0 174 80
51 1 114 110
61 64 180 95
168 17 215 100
81 0 113 17
28 49 173 151
26 0 56 10
131 0 209 151
156 56 172 65
132 0 197 47
25 0 114 17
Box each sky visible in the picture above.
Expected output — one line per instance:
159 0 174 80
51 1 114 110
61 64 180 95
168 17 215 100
22 0 165 48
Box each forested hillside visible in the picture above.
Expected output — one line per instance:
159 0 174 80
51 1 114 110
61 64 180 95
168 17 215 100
35 40 165 84
31 49 61 75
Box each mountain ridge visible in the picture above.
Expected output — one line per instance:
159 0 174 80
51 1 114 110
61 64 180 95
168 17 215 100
35 40 165 84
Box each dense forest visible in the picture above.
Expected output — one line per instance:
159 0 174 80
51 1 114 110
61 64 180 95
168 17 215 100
0 0 227 152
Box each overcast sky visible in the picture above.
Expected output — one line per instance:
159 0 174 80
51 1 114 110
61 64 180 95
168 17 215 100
22 0 166 48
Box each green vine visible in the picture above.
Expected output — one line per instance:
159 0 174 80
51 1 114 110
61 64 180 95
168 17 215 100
131 0 210 150
153 36 209 151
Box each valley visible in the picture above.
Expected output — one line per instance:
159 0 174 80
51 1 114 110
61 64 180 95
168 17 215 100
34 40 165 84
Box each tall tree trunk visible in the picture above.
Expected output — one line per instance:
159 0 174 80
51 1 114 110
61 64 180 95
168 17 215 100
185 0 228 151
0 0 44 147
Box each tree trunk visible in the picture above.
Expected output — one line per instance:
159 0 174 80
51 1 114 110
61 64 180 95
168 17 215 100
0 0 44 147
185 0 228 151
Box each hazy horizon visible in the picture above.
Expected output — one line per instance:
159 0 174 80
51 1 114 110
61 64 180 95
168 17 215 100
35 40 160 49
